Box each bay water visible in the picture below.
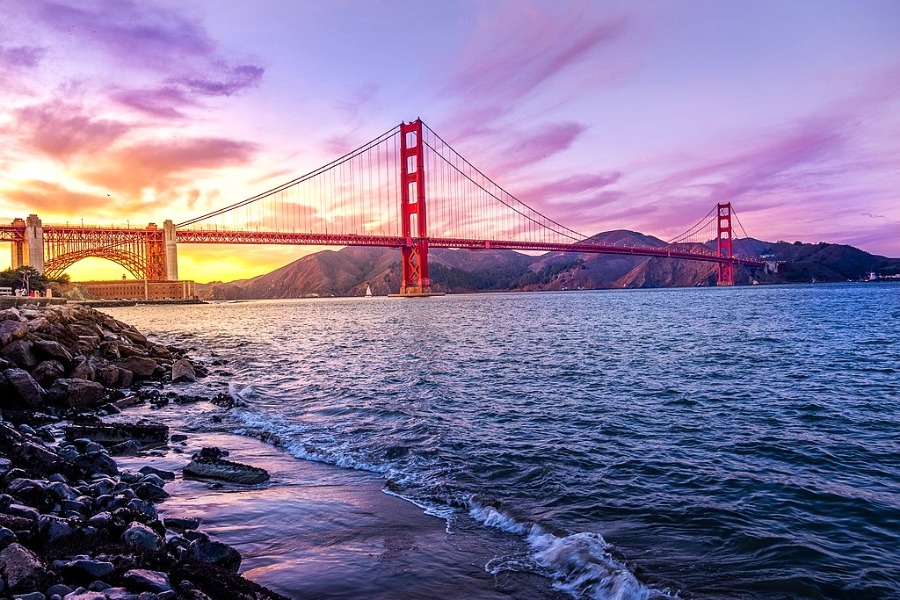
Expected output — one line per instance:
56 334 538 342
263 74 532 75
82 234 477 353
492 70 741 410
105 283 899 599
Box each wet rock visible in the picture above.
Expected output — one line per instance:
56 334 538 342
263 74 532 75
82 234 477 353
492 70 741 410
74 451 118 477
187 538 242 572
0 542 51 592
108 440 142 456
121 522 163 552
15 591 46 600
116 357 158 378
61 558 115 581
163 517 200 531
138 466 175 481
122 569 172 593
47 583 74 598
64 421 168 446
133 482 169 501
170 358 196 383
183 450 269 485
0 424 60 474
4 369 45 409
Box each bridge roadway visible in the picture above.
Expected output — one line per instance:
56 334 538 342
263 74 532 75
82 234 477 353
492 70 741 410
1 219 765 280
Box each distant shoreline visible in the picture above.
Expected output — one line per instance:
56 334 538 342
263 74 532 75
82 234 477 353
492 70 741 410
75 298 208 308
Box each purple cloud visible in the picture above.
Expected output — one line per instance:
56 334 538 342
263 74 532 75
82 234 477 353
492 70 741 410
173 63 264 97
489 121 588 176
0 45 45 69
448 3 628 106
110 86 196 119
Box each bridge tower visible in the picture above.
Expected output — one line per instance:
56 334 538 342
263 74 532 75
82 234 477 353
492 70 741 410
164 219 178 280
717 202 734 286
25 214 45 273
398 119 432 296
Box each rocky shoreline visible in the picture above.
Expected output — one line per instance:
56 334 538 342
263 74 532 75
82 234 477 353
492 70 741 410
0 304 287 600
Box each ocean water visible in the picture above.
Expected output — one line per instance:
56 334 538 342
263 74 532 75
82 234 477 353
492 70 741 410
106 283 900 599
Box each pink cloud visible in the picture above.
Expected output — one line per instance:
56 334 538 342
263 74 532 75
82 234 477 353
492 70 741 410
10 99 132 161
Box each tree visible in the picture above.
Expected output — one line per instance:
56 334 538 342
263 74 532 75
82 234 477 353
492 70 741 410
0 266 49 293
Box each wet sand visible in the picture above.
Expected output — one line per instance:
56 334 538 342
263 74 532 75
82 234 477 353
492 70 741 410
115 408 556 599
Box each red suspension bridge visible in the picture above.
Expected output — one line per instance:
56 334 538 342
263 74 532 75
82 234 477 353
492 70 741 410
1 119 767 293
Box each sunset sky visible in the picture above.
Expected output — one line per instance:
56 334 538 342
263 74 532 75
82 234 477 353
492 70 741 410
1 0 898 282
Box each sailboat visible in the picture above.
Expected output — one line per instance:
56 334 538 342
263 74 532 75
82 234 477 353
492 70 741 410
365 284 373 297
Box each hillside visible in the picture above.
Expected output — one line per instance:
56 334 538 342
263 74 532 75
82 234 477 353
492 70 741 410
195 234 900 299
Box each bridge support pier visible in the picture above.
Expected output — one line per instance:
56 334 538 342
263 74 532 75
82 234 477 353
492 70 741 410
25 214 45 274
164 219 178 280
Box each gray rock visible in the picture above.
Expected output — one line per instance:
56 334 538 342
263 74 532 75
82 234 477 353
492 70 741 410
38 515 79 545
62 591 105 600
32 360 66 387
13 591 45 600
187 538 242 572
125 499 158 520
74 451 118 477
138 466 175 481
183 455 269 485
0 542 51 592
121 522 162 552
0 526 16 549
96 588 138 600
46 583 74 598
33 339 73 365
170 358 196 383
133 482 169 501
1 339 38 369
5 369 45 409
70 359 95 381
0 319 28 346
163 517 201 531
122 569 172 593
50 378 106 410
116 356 158 378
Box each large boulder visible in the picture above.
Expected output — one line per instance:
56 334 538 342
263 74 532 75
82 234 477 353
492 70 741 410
32 359 66 387
171 358 197 383
0 542 51 593
183 448 270 485
0 339 38 369
50 378 106 410
116 356 158 378
32 339 73 365
188 538 242 572
4 368 45 409
0 319 28 346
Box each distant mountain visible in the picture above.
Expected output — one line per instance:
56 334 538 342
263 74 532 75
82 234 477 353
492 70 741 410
195 233 900 299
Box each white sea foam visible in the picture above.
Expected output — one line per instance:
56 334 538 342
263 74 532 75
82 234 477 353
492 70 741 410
467 500 528 535
525 526 676 600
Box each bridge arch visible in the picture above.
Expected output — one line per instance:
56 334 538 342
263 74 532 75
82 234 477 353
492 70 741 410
44 247 153 280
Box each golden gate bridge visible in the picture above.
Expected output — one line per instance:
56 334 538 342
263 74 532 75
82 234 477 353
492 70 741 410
1 119 766 294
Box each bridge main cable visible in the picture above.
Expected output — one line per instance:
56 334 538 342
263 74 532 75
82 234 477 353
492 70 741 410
175 124 402 228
